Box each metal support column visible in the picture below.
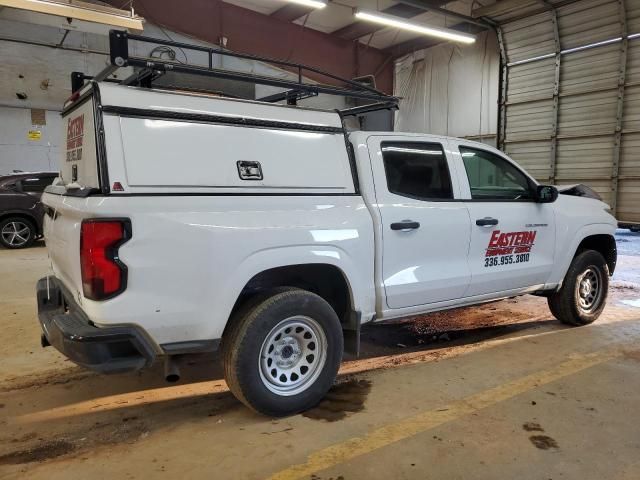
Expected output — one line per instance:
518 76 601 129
549 8 561 183
611 0 628 216
495 25 508 152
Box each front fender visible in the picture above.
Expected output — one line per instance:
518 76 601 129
546 223 616 288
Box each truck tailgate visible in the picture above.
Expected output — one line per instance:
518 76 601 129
42 192 86 299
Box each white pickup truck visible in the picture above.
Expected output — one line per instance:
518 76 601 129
38 32 617 417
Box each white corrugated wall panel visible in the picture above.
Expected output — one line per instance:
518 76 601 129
626 38 640 83
505 141 552 180
617 181 640 221
623 84 640 131
620 132 640 177
502 11 557 62
560 42 620 94
626 0 640 33
558 89 618 136
505 99 554 141
507 57 556 103
556 136 614 180
557 0 621 49
619 131 640 221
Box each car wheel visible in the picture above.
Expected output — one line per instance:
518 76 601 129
547 249 609 326
223 289 343 417
0 217 36 249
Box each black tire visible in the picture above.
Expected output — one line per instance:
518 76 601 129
548 249 609 326
0 217 36 249
223 289 343 417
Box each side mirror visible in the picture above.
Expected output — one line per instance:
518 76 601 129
536 185 558 203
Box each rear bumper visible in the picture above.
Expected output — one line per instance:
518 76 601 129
37 276 158 374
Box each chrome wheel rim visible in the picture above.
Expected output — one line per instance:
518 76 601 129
575 266 603 313
1 221 30 247
259 316 327 396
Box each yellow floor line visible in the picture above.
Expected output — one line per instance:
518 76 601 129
267 350 620 480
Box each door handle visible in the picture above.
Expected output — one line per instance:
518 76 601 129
476 217 499 227
390 220 420 231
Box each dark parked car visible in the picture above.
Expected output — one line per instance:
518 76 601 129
0 172 58 249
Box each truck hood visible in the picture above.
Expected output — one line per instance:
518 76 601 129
557 184 602 201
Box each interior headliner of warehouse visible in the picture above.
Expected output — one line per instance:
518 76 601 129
1 0 640 479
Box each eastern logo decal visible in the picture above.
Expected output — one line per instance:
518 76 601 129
484 229 536 268
66 114 85 162
486 230 536 257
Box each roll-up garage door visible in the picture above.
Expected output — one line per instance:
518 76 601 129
475 0 640 224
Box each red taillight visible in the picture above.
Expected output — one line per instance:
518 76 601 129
80 220 130 300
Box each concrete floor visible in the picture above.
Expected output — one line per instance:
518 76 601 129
1 237 640 479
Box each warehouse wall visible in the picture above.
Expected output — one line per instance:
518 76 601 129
0 107 61 175
393 30 500 144
479 0 640 223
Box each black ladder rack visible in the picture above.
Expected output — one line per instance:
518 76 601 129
72 30 399 117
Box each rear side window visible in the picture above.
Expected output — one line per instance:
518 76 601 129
460 146 533 200
381 142 453 201
21 176 56 193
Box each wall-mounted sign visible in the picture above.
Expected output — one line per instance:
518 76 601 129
27 130 42 140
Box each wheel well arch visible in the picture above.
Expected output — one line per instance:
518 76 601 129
575 234 617 274
228 263 354 329
0 212 39 233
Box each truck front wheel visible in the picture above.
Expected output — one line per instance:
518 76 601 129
223 289 343 416
548 249 609 326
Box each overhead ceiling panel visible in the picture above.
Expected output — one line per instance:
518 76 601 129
222 0 284 15
0 0 143 33
472 0 542 24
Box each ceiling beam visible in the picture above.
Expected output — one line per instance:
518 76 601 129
383 21 487 58
270 3 313 22
395 0 491 27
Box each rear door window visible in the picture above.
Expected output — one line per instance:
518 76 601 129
381 142 453 201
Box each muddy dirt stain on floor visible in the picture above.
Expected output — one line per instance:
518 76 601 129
522 422 545 432
0 440 76 465
529 435 559 450
303 379 372 422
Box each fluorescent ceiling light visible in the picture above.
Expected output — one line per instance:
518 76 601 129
355 9 475 44
285 0 327 9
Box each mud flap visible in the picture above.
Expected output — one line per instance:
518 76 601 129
343 310 361 358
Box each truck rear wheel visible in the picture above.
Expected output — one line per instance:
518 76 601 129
223 289 343 416
547 249 609 326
